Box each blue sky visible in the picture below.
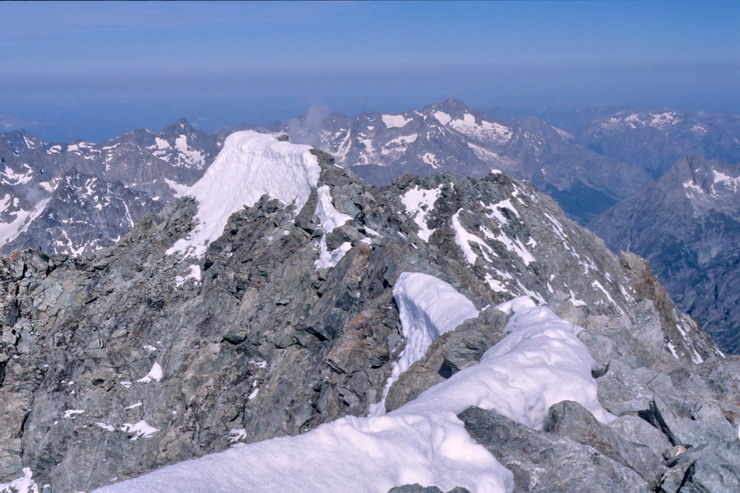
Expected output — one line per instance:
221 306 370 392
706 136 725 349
1 1 738 141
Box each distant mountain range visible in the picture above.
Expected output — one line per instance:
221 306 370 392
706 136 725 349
590 156 740 353
0 119 223 254
277 99 654 223
580 109 740 177
0 99 738 352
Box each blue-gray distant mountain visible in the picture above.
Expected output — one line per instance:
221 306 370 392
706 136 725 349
579 109 740 177
2 100 738 281
2 168 161 255
0 119 222 255
589 155 740 354
283 99 653 224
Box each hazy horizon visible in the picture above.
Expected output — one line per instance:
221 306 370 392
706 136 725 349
1 1 738 142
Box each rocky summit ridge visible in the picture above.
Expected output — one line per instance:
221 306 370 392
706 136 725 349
2 103 737 354
0 132 737 492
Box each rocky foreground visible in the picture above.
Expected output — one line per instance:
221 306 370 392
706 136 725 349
0 132 737 492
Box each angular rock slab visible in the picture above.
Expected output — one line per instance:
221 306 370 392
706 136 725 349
459 406 651 493
548 400 664 489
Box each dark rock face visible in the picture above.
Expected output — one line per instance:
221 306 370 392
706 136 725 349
590 156 740 354
0 147 732 492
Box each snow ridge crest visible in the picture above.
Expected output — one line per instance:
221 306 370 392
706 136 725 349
167 131 321 258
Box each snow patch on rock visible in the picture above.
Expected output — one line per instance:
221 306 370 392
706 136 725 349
167 131 320 258
450 114 512 143
96 422 116 432
315 185 353 269
451 210 496 265
402 185 442 242
121 420 159 440
712 170 739 192
174 135 205 168
0 195 51 247
382 114 412 128
137 362 163 383
421 152 439 168
433 111 452 125
369 272 479 416
1 164 33 185
0 468 38 493
175 264 201 287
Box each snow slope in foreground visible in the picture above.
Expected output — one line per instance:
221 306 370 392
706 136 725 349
94 291 613 493
167 131 321 258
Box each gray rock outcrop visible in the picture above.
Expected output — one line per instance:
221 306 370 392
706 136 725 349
460 406 652 493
